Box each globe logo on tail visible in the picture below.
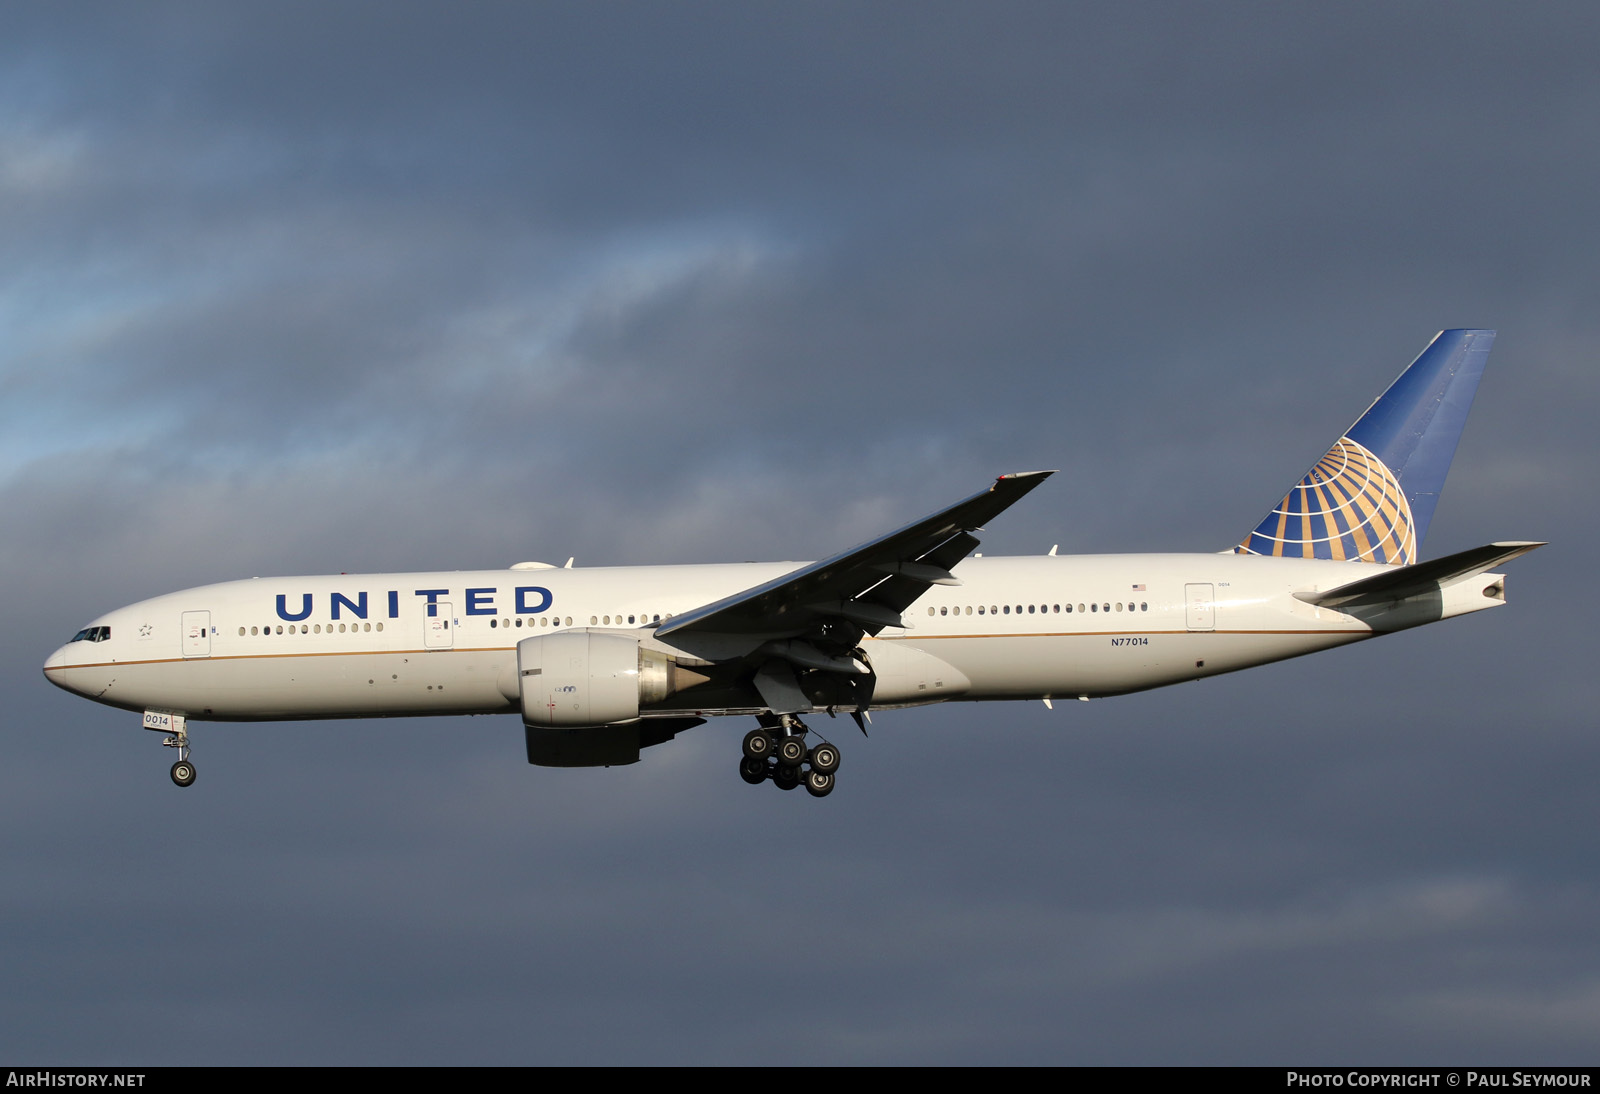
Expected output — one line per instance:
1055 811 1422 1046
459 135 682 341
1235 436 1415 565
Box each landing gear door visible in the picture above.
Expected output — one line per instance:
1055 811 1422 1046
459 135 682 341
424 602 454 649
181 611 212 657
1184 584 1215 631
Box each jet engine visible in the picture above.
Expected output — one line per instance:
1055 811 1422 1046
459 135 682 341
516 631 707 728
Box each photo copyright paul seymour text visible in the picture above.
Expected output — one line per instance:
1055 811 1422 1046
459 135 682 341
1287 1075 1592 1089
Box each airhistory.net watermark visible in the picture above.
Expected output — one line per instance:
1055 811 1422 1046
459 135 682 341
6 1074 145 1088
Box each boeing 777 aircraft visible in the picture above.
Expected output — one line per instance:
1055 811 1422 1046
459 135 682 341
45 330 1541 796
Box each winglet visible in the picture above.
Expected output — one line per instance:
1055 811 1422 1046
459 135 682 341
996 470 1057 486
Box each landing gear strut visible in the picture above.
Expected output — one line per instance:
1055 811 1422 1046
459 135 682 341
161 722 195 787
736 714 841 798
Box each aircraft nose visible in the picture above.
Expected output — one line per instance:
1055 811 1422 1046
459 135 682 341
42 645 79 693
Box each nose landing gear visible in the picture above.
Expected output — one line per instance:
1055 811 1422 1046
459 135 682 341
737 714 841 798
144 711 196 788
165 731 195 787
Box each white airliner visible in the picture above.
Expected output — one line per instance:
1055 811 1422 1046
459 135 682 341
45 330 1541 795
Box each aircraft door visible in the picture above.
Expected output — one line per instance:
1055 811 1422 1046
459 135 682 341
424 602 454 649
1184 584 1215 631
181 611 212 657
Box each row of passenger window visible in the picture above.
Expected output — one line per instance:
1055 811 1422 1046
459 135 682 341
490 613 670 628
237 600 1150 639
929 601 1150 617
239 613 668 638
241 622 386 635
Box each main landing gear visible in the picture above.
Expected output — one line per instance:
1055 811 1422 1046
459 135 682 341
739 715 840 798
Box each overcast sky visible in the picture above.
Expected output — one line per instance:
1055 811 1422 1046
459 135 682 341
2 2 1596 1064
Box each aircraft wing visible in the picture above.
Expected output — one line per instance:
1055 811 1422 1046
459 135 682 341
655 471 1055 647
1296 540 1545 609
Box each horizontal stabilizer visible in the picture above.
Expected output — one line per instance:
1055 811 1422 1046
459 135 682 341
1297 541 1545 609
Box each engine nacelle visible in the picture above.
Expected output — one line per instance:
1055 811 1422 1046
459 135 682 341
517 631 703 728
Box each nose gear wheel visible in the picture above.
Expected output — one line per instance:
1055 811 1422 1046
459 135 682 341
162 728 196 789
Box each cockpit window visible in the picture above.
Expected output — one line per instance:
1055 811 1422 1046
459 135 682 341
69 626 110 643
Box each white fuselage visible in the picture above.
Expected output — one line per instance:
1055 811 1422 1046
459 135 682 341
41 552 1507 724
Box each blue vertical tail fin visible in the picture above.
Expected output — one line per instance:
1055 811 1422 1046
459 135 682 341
1235 329 1495 565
